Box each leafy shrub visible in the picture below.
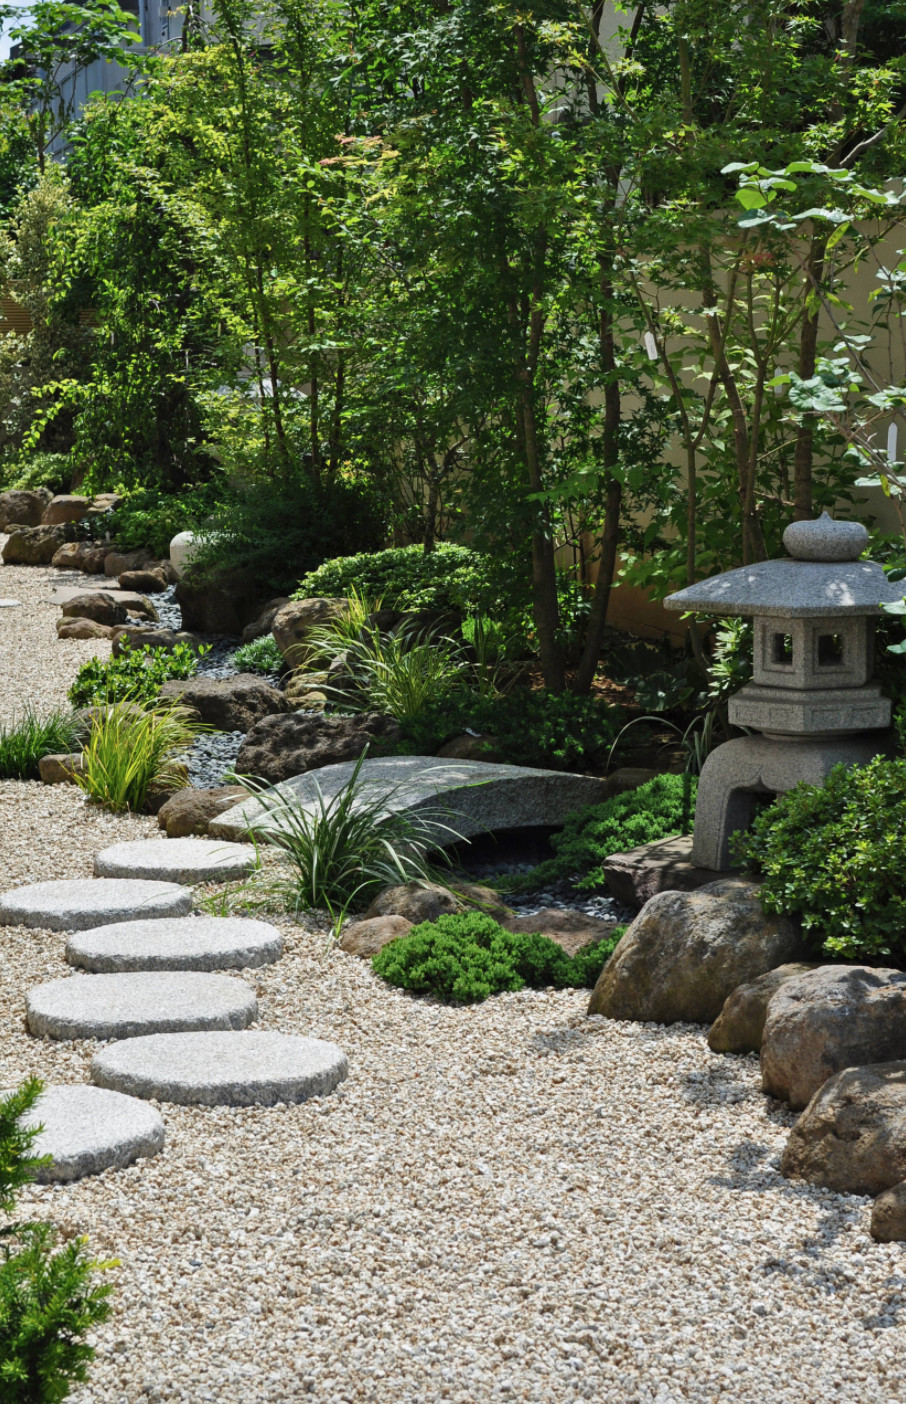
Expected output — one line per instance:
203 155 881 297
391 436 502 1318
0 1079 112 1403
228 635 284 676
295 543 520 621
237 752 460 928
736 757 906 962
68 640 204 709
0 451 71 495
372 911 624 1003
73 702 198 812
521 773 698 891
401 688 625 772
107 484 221 559
0 708 79 780
192 473 387 595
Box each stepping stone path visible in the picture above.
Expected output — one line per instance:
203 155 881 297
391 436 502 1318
26 972 257 1040
66 916 283 973
0 879 193 932
94 837 256 884
17 1084 165 1183
91 1030 349 1106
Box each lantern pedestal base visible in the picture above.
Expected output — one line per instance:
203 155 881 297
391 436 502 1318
692 731 895 871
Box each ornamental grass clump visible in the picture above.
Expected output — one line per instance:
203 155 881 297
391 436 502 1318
736 756 906 963
0 1079 113 1404
73 701 199 813
372 911 625 1003
0 708 79 781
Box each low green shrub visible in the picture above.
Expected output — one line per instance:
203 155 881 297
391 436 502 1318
295 543 520 620
519 773 697 891
372 911 624 1003
68 640 205 709
0 451 71 495
401 687 625 772
0 708 79 780
736 757 906 962
0 1079 113 1403
73 701 199 812
228 635 284 676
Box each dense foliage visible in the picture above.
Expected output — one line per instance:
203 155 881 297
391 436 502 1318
737 758 906 963
229 635 284 677
68 641 204 709
372 912 623 1003
0 708 78 780
295 544 518 621
521 774 698 892
0 1080 112 1403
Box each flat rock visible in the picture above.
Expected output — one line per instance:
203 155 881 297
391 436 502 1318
761 965 906 1110
26 972 257 1040
60 591 128 626
91 1030 349 1106
158 674 289 732
707 962 822 1055
17 1084 165 1183
781 1062 906 1196
587 880 803 1025
56 617 115 640
38 753 84 785
157 786 247 838
94 838 256 884
111 625 202 656
0 879 193 932
501 908 617 956
66 916 282 972
211 756 608 845
603 834 724 910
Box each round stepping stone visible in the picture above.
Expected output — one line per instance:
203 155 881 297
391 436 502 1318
16 1085 164 1183
26 972 257 1041
66 916 282 973
0 879 193 932
91 1031 349 1106
94 837 256 884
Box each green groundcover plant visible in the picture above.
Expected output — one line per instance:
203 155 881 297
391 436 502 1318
372 911 625 1003
295 544 521 621
68 640 205 709
736 757 906 963
518 774 697 892
0 708 79 780
228 635 284 677
0 1079 113 1403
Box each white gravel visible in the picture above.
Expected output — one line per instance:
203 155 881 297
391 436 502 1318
3 553 906 1403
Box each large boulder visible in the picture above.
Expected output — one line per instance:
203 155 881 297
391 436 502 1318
118 566 173 594
0 487 52 529
157 675 289 733
174 571 265 637
157 786 247 838
707 962 821 1055
240 597 291 645
41 495 90 526
235 711 401 785
761 966 906 1110
2 524 72 565
365 883 460 924
271 597 347 664
587 880 803 1025
60 592 128 627
781 1062 906 1197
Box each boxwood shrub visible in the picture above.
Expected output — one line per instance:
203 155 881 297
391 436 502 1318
736 756 906 962
371 911 624 1003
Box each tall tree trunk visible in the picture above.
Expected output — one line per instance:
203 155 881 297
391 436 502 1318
793 235 826 520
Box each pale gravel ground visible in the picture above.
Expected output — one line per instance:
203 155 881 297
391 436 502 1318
2 552 906 1404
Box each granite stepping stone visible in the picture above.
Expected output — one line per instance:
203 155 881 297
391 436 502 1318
26 972 257 1041
0 879 192 932
94 837 256 884
66 915 282 973
16 1084 165 1182
91 1030 349 1106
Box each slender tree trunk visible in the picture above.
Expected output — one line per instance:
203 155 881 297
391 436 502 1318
793 236 826 520
517 377 564 692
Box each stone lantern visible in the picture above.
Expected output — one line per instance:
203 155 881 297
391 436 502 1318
664 514 904 870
